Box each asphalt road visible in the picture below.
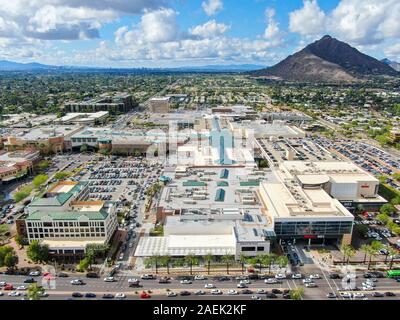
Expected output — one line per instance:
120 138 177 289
1 273 399 301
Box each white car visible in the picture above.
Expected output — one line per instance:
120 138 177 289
0 281 7 287
8 291 21 297
17 286 27 291
340 292 352 298
309 274 321 279
362 286 375 291
194 275 205 280
0 292 3 296
115 293 126 299
275 274 286 279
167 292 177 297
211 289 222 295
227 290 238 295
104 277 115 282
180 280 192 284
264 278 278 284
302 278 312 284
291 274 302 279
251 295 261 300
70 279 84 285
240 279 251 284
305 282 318 288
257 289 267 294
362 282 375 287
29 271 41 277
204 283 215 289
353 293 365 299
237 283 247 288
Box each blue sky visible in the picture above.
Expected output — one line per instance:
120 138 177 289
0 0 399 67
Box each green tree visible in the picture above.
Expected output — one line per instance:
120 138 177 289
0 246 14 266
160 255 172 274
54 171 72 180
27 283 45 300
0 224 10 245
276 255 289 269
37 160 51 172
376 213 390 224
184 253 197 275
77 258 90 272
360 244 371 264
15 235 25 249
204 253 214 275
341 244 356 265
380 203 396 216
239 253 247 274
80 144 88 153
27 240 49 263
221 254 234 275
290 287 305 300
4 252 19 271
32 174 48 188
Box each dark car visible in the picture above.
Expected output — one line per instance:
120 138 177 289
179 291 191 296
329 273 341 279
266 293 277 299
86 272 99 278
372 292 385 297
72 292 83 298
283 293 291 299
248 274 259 280
217 276 230 281
57 273 69 278
241 289 253 295
23 278 36 284
102 294 114 299
85 293 97 298
272 289 282 294
385 292 396 297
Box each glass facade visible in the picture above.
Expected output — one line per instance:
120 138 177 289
274 220 353 238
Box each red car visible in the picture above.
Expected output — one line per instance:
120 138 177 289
4 284 14 290
140 292 151 299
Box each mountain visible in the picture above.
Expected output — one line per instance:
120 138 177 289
381 58 400 72
250 35 398 83
0 60 55 70
0 60 264 73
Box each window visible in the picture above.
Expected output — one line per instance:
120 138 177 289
257 247 264 251
242 247 256 252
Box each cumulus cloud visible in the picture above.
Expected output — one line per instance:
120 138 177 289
264 8 282 40
201 0 223 16
289 0 326 36
141 8 178 43
289 0 400 47
190 20 230 39
0 0 167 41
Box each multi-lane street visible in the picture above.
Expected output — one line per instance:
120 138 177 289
1 271 399 300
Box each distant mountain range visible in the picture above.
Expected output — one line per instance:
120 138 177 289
381 58 400 72
0 60 265 73
250 35 398 83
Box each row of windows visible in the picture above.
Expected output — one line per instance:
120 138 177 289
27 221 105 228
30 233 106 239
274 221 353 236
241 246 265 252
72 138 97 143
28 227 105 233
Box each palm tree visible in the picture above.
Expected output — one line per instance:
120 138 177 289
204 253 214 275
185 253 197 275
341 244 356 265
360 244 370 264
161 255 172 274
366 246 376 270
276 255 289 270
264 253 277 275
154 255 161 274
239 254 247 274
221 254 234 275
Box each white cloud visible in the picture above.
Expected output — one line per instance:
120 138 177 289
141 8 178 43
190 20 229 39
289 0 326 36
0 0 167 41
384 44 400 60
289 0 400 47
264 7 282 40
201 0 223 16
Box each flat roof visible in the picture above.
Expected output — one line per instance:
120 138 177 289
42 239 105 250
